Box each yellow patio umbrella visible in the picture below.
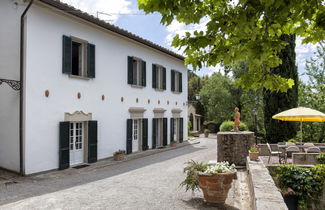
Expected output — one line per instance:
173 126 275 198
272 107 325 142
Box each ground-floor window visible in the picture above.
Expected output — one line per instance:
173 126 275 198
132 119 142 153
127 119 148 154
69 122 84 166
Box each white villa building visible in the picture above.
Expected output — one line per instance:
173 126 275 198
0 0 188 175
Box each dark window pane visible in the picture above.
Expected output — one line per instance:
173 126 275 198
72 42 81 76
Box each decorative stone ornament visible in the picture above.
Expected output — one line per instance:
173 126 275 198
158 100 160 104
176 101 178 105
77 92 81 99
148 99 150 104
136 98 139 103
45 90 49 97
121 97 124 102
102 95 105 101
167 100 169 105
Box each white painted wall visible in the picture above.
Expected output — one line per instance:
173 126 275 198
0 0 27 172
24 3 188 174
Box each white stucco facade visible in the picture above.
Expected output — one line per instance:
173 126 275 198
0 1 187 174
0 0 26 172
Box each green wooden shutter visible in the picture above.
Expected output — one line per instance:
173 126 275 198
152 119 157 149
142 60 146 86
126 119 133 154
87 43 95 78
179 118 184 143
171 70 175 91
127 56 133 84
152 64 157 88
142 119 148 151
163 118 167 146
170 118 174 142
59 121 70 170
88 121 98 163
163 67 166 90
179 72 182 92
62 35 72 74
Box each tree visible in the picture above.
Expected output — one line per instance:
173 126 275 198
138 0 325 91
263 34 298 143
199 73 233 123
299 42 325 142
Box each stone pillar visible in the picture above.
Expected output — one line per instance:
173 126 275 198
217 131 255 166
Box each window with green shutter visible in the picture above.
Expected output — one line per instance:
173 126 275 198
127 56 146 87
88 121 98 163
62 35 95 79
171 70 182 93
126 119 133 154
142 119 148 151
152 64 166 90
59 122 70 170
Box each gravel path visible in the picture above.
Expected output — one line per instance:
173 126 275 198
0 138 250 210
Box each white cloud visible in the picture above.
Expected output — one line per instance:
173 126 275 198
165 18 209 54
295 37 318 76
60 0 133 23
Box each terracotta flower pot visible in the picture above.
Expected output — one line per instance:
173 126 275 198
249 151 259 161
198 172 235 204
113 153 125 161
170 141 177 147
204 133 209 138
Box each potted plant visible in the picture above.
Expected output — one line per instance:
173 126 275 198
170 140 177 147
113 150 125 161
249 145 259 161
204 129 210 137
180 160 236 204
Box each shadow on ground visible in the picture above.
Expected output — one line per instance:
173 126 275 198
0 143 205 205
182 197 240 210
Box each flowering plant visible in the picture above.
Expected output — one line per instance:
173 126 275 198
204 161 236 174
249 145 259 152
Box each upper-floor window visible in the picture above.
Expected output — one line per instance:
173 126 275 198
171 70 182 93
127 56 146 87
152 64 166 90
62 35 95 79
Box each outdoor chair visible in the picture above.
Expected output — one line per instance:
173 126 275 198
267 143 282 164
303 143 315 152
285 146 300 163
306 146 321 153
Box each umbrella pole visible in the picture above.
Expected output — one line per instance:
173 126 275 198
300 121 303 142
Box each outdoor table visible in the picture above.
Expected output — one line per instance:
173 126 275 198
277 145 325 149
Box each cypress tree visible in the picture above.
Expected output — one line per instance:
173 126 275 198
263 34 298 143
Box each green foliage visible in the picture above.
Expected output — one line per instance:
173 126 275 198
187 120 192 131
204 129 210 134
263 34 298 143
316 153 325 164
287 139 297 143
249 147 259 153
179 160 208 192
299 42 325 143
199 73 233 123
219 121 248 132
274 164 325 209
138 0 325 91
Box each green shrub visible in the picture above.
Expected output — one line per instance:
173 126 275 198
287 138 297 143
273 164 325 209
204 129 210 133
219 121 248 131
188 121 192 130
316 153 325 164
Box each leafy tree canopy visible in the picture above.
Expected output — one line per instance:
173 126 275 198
138 0 325 91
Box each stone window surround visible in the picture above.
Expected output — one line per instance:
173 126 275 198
129 107 146 119
172 108 182 118
153 108 166 118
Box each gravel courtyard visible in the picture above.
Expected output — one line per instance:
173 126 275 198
0 137 250 210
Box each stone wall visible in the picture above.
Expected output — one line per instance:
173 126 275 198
247 157 288 210
292 153 320 165
217 131 255 166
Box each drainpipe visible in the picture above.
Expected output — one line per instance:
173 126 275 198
20 0 34 175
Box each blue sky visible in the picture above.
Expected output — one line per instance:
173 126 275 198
62 0 318 80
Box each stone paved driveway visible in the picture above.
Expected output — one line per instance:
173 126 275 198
0 138 250 210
